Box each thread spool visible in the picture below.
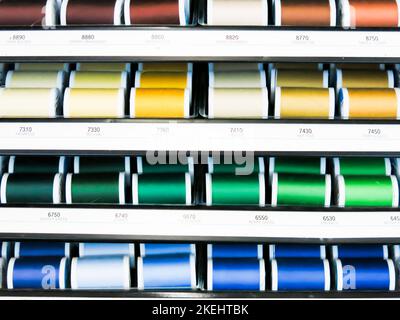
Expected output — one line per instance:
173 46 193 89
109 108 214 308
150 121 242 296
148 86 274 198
63 88 125 118
61 0 124 25
332 245 389 259
1 173 63 204
271 69 329 88
7 257 69 289
208 157 264 175
0 0 57 26
69 71 128 89
209 63 264 72
0 88 59 118
269 157 326 181
274 87 335 119
138 63 193 73
207 0 268 26
15 63 70 72
125 0 190 25
1 242 10 260
269 245 326 259
209 71 266 88
140 243 196 256
71 256 130 290
335 63 385 70
270 63 324 70
271 173 331 207
333 158 391 176
9 156 68 174
5 71 66 90
340 0 400 28
271 259 330 291
0 157 7 175
138 254 196 290
136 156 194 177
135 71 192 90
339 88 400 120
74 156 130 175
0 258 5 288
15 242 70 258
274 0 336 26
208 88 268 119
79 243 135 267
208 258 265 291
76 63 131 72
392 245 400 261
337 175 398 207
336 70 395 88
335 259 395 291
132 173 191 205
130 88 190 119
207 244 263 259
206 173 265 206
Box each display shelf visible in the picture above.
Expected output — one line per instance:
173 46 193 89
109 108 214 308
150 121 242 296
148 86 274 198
0 27 400 61
0 206 399 241
0 120 399 154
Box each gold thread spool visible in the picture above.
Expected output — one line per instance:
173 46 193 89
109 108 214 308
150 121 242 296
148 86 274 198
76 63 130 72
138 63 192 72
5 71 65 90
209 63 264 72
335 63 385 70
135 71 192 89
209 70 266 88
271 63 323 70
69 71 128 89
272 69 329 88
275 87 335 119
337 69 394 88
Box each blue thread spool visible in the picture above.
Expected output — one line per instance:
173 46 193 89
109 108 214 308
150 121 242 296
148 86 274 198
138 254 196 290
392 245 400 261
7 257 69 289
79 243 135 267
71 256 131 290
208 244 263 259
15 242 70 258
271 259 330 291
208 258 265 291
140 243 195 256
335 259 395 291
332 245 388 259
269 244 326 259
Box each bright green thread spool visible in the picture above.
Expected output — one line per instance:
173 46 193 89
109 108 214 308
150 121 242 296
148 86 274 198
74 156 130 174
206 173 265 206
337 175 398 207
9 156 67 174
66 173 125 204
1 173 62 204
208 157 264 175
333 158 391 176
132 173 191 205
272 173 331 207
136 156 194 177
269 157 325 180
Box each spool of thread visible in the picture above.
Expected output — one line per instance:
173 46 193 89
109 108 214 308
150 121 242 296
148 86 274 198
209 71 266 88
61 0 124 25
74 156 130 174
69 71 128 89
0 88 59 118
137 156 194 177
138 63 193 73
208 157 264 175
335 259 395 291
79 243 135 267
340 0 400 28
339 88 400 119
333 158 391 176
206 173 265 206
125 0 190 25
207 244 263 259
274 0 336 26
140 243 196 256
0 258 5 288
1 173 63 204
208 88 268 119
269 245 326 259
269 157 326 180
275 87 335 119
208 258 265 291
63 88 125 118
66 173 125 204
337 70 395 88
271 173 331 207
9 156 68 174
332 245 389 259
271 69 329 89
7 257 69 289
130 88 190 118
15 63 70 72
135 72 192 90
207 0 268 26
393 158 400 178
0 157 7 175
5 71 66 90
392 245 400 261
271 259 330 291
1 242 10 260
270 63 324 70
132 173 191 205
15 242 70 258
71 256 130 290
337 175 398 207
335 63 385 70
209 63 264 72
76 63 131 72
138 254 196 290
0 0 57 26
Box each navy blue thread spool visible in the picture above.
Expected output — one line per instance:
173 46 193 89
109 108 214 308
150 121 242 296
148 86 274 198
15 242 70 258
207 244 263 259
332 245 388 259
269 244 326 259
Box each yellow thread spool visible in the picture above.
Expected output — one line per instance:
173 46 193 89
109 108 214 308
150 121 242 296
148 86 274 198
271 63 323 70
69 71 128 89
209 70 266 88
337 69 394 88
14 63 70 72
135 71 192 89
335 63 385 70
5 71 66 90
76 63 130 72
209 63 264 72
138 63 193 72
272 69 329 88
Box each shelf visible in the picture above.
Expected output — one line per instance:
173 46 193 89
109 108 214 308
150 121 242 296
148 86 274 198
0 120 399 154
0 206 399 241
0 28 400 61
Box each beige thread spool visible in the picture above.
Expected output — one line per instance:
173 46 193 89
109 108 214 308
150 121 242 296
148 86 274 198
5 71 66 90
209 63 264 72
76 63 131 72
209 70 267 88
14 63 70 72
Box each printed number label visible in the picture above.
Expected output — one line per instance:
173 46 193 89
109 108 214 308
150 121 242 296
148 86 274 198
368 128 381 135
390 216 400 222
115 212 128 220
255 215 268 221
182 213 196 221
17 126 33 136
156 127 169 135
87 127 101 134
230 127 244 134
81 34 95 41
151 34 165 40
47 212 61 218
296 35 310 41
11 34 26 41
226 34 239 41
365 35 379 42
322 215 336 222
299 128 312 135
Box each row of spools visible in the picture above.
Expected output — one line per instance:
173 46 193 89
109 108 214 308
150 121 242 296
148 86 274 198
0 241 398 291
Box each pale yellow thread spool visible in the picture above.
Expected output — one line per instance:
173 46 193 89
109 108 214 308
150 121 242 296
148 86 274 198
76 63 131 72
209 70 267 88
14 63 70 72
5 71 66 90
69 71 128 89
209 63 264 72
